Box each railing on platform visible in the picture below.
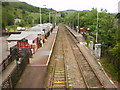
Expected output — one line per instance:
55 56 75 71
1 47 31 89
1 54 29 89
0 55 15 72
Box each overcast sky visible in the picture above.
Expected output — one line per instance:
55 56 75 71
19 0 119 13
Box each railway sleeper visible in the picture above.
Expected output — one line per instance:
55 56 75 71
54 78 65 81
54 76 65 78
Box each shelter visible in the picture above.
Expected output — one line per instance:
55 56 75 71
7 34 38 54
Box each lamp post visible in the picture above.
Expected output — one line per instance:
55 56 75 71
95 9 101 59
96 10 98 43
40 5 46 24
49 12 56 24
49 12 51 23
78 12 79 30
40 7 42 24
77 12 80 33
55 13 56 25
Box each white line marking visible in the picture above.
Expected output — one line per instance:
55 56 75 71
46 27 58 66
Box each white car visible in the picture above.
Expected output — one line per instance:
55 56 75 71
17 27 25 31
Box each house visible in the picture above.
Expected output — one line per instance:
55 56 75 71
14 19 21 23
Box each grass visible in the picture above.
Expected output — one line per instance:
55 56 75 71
100 57 119 81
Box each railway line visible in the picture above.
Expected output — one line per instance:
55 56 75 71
45 24 104 88
65 25 104 88
46 24 68 88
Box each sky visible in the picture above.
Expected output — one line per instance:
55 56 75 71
19 0 120 13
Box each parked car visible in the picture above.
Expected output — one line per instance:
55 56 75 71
17 27 25 31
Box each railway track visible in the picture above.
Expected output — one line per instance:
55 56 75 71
47 24 68 88
46 24 104 88
64 25 104 88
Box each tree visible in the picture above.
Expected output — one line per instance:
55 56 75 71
7 14 14 26
2 2 9 7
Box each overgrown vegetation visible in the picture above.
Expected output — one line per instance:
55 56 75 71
100 58 118 81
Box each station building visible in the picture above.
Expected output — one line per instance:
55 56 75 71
6 23 54 55
7 33 38 54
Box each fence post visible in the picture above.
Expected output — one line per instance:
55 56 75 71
9 76 13 88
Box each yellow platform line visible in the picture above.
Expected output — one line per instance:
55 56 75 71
53 82 65 84
30 64 47 66
89 87 103 88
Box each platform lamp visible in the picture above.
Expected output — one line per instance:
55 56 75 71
95 9 101 59
96 9 99 43
49 12 51 23
40 6 42 24
78 12 79 33
39 5 46 24
49 11 55 24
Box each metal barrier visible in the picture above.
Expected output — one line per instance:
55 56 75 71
1 47 31 89
1 55 29 89
0 55 15 71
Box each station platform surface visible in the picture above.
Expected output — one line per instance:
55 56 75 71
66 26 117 88
14 26 58 88
29 28 58 66
66 26 85 42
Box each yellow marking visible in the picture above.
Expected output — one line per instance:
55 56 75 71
89 87 103 88
53 82 65 84
30 64 47 66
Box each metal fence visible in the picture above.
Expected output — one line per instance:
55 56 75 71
0 55 15 71
1 55 29 89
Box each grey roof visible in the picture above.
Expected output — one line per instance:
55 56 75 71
27 23 53 33
21 31 44 35
7 23 53 41
7 34 29 41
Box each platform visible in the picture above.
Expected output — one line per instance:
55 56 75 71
29 28 57 66
15 26 58 88
66 26 85 42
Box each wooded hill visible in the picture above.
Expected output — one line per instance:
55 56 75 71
2 2 56 29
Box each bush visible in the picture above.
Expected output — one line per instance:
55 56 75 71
86 34 95 46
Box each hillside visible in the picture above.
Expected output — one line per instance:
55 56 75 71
2 2 56 30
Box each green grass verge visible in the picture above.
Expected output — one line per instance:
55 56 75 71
100 57 119 81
